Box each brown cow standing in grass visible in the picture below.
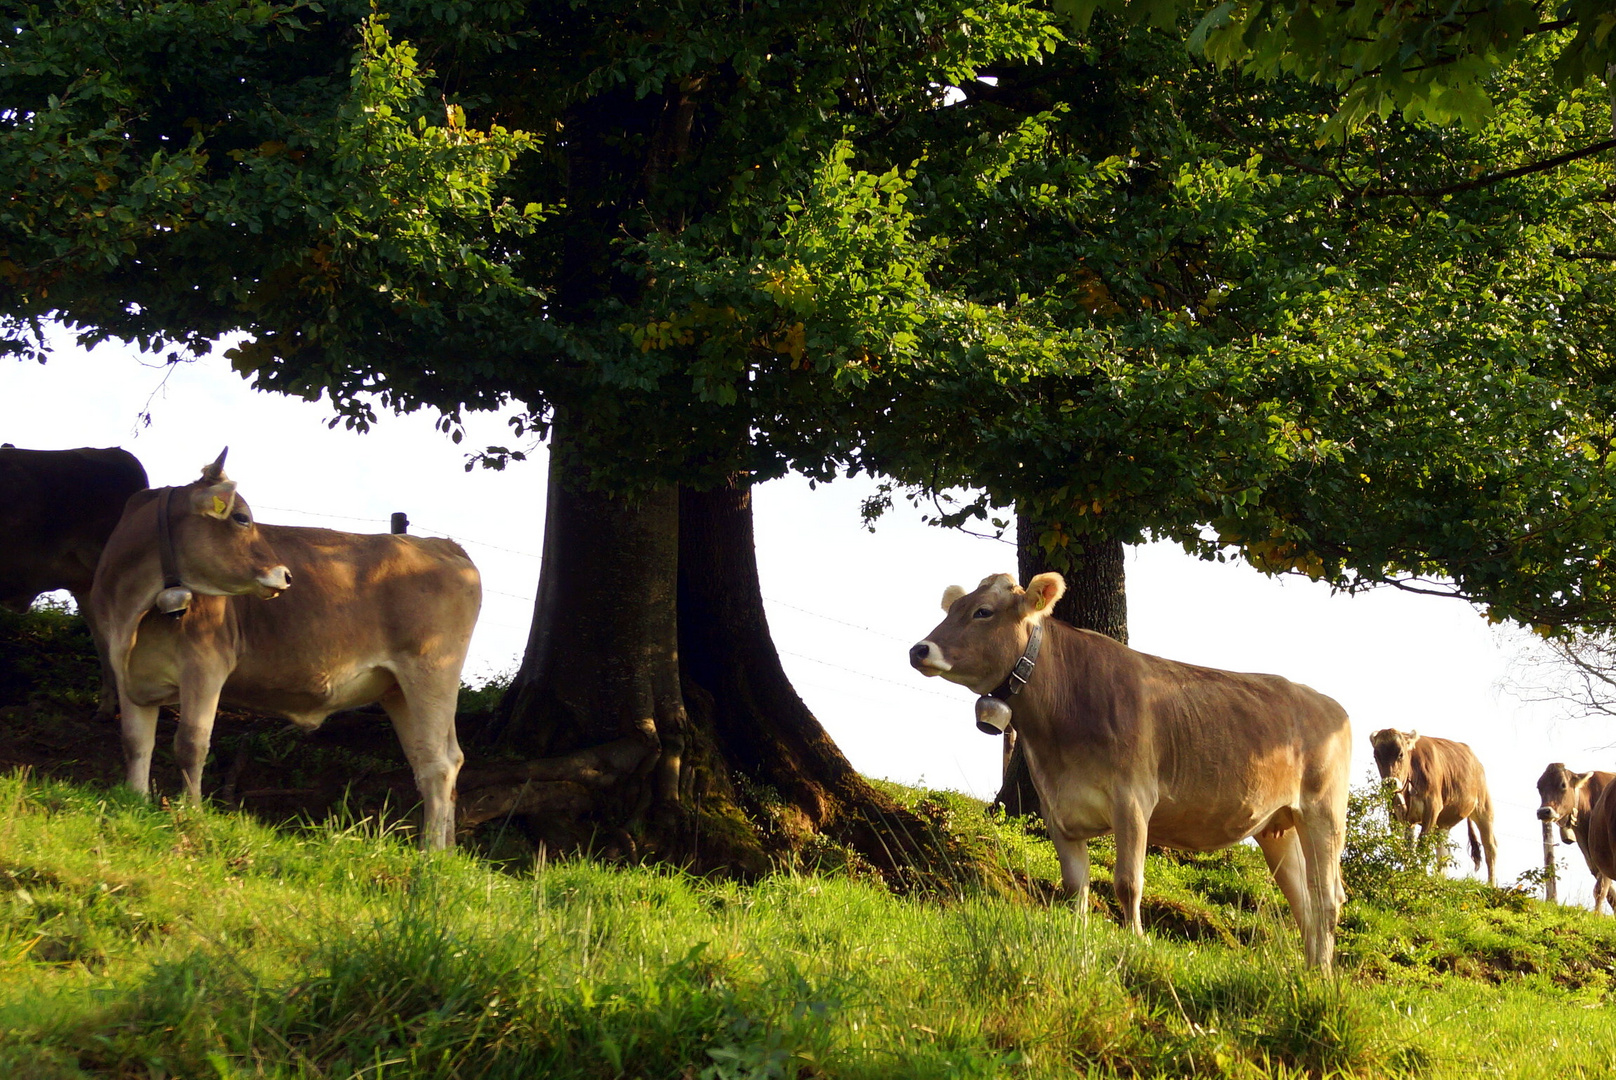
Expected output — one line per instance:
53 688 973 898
909 571 1352 968
1369 729 1498 886
1540 764 1616 912
91 451 481 849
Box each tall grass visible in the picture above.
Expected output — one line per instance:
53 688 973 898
2 772 1615 1078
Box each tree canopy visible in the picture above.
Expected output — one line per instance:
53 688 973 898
1071 0 1616 137
5 1 1616 633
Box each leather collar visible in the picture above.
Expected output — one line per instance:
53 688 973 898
154 486 189 617
987 621 1042 701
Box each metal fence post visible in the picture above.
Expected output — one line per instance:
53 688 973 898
391 512 409 535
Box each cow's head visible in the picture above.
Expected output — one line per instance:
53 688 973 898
1536 762 1592 844
170 449 292 599
1369 728 1419 805
909 572 1065 695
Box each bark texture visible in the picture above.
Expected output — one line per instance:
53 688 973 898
467 433 968 886
995 512 1129 816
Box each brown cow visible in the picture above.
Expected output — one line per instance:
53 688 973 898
1368 729 1497 885
0 445 149 715
90 450 480 849
1536 763 1615 912
910 572 1352 968
1584 776 1616 897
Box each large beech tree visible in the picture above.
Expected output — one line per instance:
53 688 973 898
8 1 1616 873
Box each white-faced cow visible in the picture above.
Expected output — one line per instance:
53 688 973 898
1368 729 1497 886
910 572 1352 968
0 445 149 716
1536 763 1614 912
90 450 481 849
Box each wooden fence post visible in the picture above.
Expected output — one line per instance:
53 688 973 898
1542 819 1558 904
390 512 409 535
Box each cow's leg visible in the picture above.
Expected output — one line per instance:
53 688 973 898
174 678 224 805
1473 806 1499 887
1255 827 1312 941
1296 801 1346 969
381 678 463 850
119 694 161 797
1597 875 1613 915
1048 826 1091 916
1112 807 1149 937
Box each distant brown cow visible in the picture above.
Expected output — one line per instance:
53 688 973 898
0 445 149 715
910 571 1352 968
91 450 480 849
1369 729 1498 886
1538 764 1615 912
1584 775 1616 896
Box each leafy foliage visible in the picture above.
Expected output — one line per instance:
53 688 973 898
1068 0 1616 138
9 3 1616 631
1 1 536 414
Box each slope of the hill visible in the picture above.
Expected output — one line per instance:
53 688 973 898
4 605 1616 1076
2 771 1615 1079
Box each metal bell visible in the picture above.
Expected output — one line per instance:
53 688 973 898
154 585 193 616
975 695 1012 736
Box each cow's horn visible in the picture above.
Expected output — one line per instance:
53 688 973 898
201 447 229 482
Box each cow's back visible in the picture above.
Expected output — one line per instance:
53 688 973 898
1026 627 1351 849
1411 736 1489 820
0 446 147 604
1575 771 1616 865
228 526 479 676
1139 653 1350 845
1587 775 1616 882
134 525 481 720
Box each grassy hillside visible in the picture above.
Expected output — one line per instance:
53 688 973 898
3 771 1616 1079
4 607 1616 1077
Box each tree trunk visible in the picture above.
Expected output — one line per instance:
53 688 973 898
995 512 1128 816
468 420 968 887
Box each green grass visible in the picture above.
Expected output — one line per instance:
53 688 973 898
3 774 1616 1078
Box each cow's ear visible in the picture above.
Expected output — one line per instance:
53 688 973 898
1022 572 1066 616
191 480 239 519
1404 730 1420 748
199 447 230 483
941 584 967 612
1572 771 1594 789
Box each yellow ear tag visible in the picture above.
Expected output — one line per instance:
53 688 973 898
1034 595 1046 611
213 496 228 515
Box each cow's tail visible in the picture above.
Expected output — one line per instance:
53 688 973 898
1466 818 1483 872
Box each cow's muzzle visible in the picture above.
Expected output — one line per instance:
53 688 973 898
1381 776 1405 794
1537 805 1556 823
256 566 292 597
909 641 950 675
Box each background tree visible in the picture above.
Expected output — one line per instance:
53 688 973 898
1 0 1071 882
9 1 1616 873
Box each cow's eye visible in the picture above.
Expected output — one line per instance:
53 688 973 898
973 607 993 619
230 512 251 527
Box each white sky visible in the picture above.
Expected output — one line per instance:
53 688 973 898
4 333 1613 903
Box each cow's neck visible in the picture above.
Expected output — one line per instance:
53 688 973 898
1008 619 1125 744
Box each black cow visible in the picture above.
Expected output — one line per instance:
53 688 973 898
1 445 149 714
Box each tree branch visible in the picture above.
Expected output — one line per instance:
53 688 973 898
1360 138 1616 199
